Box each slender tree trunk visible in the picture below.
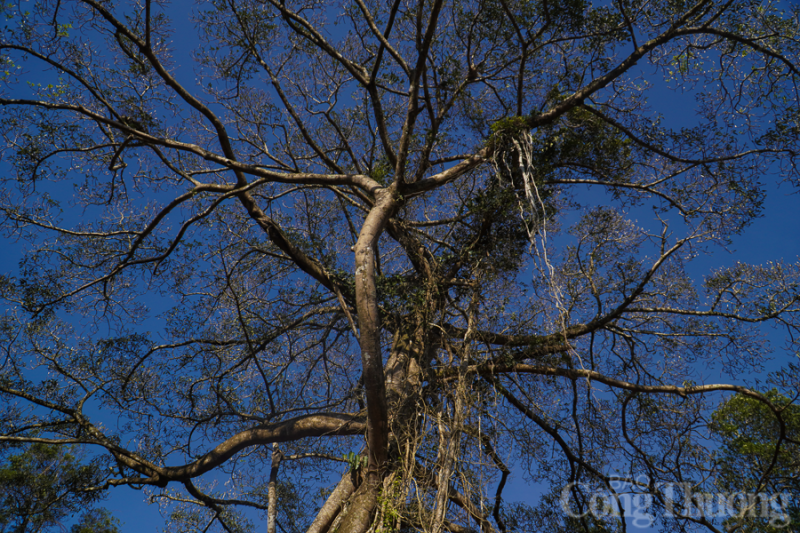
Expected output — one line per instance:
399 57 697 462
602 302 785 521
431 392 464 533
267 443 282 533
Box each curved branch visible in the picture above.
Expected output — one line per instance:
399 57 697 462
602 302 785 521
1 96 383 193
579 104 792 165
692 27 800 78
158 412 365 482
470 364 778 410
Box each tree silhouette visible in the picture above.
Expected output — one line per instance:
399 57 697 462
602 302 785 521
1 0 800 531
0 442 121 533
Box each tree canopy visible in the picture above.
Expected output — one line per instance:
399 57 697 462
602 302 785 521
711 391 800 532
1 0 800 532
0 442 121 533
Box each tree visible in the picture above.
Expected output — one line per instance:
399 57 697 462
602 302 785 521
710 388 800 532
1 0 800 531
69 510 122 533
0 442 121 533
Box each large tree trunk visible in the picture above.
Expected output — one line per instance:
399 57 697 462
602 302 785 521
330 478 381 533
338 187 400 532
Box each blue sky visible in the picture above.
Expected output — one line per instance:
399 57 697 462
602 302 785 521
1 1 799 532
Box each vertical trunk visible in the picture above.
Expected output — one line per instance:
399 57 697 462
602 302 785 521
267 443 281 533
353 188 398 476
354 235 389 472
330 477 380 533
384 329 421 403
340 186 398 532
431 391 464 533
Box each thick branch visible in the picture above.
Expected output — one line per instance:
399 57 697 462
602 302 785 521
154 413 364 483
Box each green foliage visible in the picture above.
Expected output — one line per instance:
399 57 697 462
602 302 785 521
489 115 531 138
0 442 118 533
375 476 404 532
369 156 393 186
711 390 800 532
376 273 425 313
529 107 634 184
69 509 121 533
540 0 590 33
343 451 368 473
448 181 534 277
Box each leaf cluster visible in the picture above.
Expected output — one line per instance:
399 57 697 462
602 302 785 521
0 442 119 533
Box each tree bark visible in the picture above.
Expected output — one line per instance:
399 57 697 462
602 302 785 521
353 188 399 475
306 472 356 533
331 478 380 533
267 443 282 533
